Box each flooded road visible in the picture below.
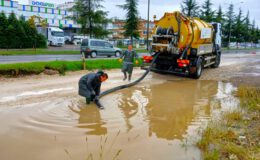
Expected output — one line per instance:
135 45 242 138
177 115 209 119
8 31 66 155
0 80 239 160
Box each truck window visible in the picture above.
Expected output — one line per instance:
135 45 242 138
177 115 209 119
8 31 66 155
51 32 64 37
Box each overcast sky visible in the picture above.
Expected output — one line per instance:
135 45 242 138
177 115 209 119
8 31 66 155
18 0 260 27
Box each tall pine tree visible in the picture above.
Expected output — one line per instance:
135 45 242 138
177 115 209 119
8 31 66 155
181 0 200 17
118 0 139 44
243 11 251 43
215 5 223 24
223 4 235 47
200 0 215 22
251 20 258 43
70 0 110 38
233 8 245 44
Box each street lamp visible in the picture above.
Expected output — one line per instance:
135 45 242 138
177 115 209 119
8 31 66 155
146 0 150 51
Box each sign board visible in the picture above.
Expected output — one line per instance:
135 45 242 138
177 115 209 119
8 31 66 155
29 0 55 8
200 28 212 39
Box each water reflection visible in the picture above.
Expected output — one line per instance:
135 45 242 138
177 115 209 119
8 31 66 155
116 80 219 140
70 104 107 135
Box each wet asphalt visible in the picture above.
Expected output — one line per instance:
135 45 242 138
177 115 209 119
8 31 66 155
0 49 259 64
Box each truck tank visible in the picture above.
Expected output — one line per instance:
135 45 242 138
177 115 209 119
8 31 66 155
152 11 214 55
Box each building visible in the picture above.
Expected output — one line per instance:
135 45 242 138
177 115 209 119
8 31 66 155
0 0 80 36
108 17 155 45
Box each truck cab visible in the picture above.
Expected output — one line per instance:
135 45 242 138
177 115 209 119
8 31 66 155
47 27 65 46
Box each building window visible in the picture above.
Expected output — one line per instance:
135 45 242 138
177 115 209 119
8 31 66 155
22 5 26 11
52 9 54 14
10 1 13 7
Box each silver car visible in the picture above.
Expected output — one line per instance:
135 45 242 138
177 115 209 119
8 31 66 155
81 39 122 58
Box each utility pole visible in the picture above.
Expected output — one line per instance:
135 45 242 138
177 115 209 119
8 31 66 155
228 18 231 49
146 0 150 50
89 0 92 38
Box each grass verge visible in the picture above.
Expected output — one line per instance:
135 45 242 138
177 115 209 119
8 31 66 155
0 49 80 55
197 87 260 160
0 58 143 76
0 48 149 55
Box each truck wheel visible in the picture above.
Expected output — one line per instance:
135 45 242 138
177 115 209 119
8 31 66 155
115 51 121 57
91 51 97 58
190 58 203 79
211 52 221 68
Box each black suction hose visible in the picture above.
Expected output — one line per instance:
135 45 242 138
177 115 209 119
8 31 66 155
95 53 160 109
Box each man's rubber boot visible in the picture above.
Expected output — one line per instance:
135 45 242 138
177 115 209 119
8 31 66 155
123 72 127 81
86 97 91 104
128 74 132 82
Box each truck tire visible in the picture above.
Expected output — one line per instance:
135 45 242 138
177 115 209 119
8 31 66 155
211 52 221 68
190 57 203 79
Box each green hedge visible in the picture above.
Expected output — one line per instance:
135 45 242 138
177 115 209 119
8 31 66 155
0 59 143 76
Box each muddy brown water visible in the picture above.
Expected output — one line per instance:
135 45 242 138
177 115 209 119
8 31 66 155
0 80 239 160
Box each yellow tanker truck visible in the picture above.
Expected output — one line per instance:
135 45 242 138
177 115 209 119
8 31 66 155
143 11 222 78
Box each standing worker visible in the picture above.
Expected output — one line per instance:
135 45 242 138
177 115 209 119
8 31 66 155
119 44 139 81
78 70 108 108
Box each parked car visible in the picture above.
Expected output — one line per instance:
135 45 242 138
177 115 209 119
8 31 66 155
81 39 122 58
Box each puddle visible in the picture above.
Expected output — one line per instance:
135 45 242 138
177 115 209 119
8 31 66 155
0 80 239 160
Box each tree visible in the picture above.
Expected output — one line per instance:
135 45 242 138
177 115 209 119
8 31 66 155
200 0 215 22
70 0 110 38
233 8 245 44
251 20 258 43
118 0 139 44
181 0 200 17
215 5 223 24
243 11 251 43
223 3 235 47
7 12 26 48
0 12 8 48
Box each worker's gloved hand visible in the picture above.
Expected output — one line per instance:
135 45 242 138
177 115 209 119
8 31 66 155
93 96 99 102
135 60 139 65
118 58 123 63
90 91 96 101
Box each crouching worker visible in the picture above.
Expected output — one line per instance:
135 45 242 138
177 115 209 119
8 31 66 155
78 70 108 107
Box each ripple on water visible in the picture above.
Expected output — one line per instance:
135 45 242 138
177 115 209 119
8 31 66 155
0 80 240 160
